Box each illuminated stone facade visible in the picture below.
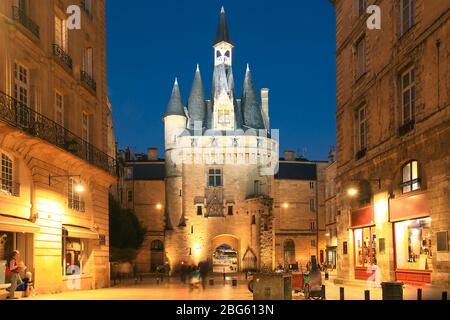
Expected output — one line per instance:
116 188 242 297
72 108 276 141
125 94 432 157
115 8 328 274
333 0 449 286
0 0 116 296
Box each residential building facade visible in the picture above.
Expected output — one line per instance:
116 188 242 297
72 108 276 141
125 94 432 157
0 0 116 296
333 0 449 286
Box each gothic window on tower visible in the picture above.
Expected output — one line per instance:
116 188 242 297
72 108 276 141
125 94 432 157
218 110 231 126
197 206 203 216
227 206 233 216
208 169 223 187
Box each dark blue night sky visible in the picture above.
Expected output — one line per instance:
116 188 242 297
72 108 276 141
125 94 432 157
106 0 336 161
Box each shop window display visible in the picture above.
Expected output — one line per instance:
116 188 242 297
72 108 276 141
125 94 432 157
395 218 432 270
63 237 89 276
354 227 377 267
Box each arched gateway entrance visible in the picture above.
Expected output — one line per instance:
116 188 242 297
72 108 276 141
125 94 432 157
211 235 239 273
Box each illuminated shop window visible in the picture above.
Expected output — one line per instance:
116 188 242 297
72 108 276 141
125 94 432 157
62 237 89 276
354 227 377 267
394 218 432 270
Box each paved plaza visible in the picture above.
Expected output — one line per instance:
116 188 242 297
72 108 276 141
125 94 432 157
24 276 447 301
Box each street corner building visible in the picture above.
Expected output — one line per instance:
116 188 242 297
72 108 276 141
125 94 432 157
0 0 116 296
332 0 449 287
113 8 330 275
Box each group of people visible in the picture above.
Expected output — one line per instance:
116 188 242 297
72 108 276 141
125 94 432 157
4 250 35 299
179 261 210 290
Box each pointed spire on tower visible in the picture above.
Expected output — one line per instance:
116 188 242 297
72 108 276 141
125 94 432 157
241 65 265 129
214 6 233 46
187 65 206 126
165 78 185 117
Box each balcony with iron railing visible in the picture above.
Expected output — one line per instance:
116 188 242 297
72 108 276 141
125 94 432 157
81 71 97 92
53 44 73 70
0 179 20 197
0 91 116 176
12 6 40 39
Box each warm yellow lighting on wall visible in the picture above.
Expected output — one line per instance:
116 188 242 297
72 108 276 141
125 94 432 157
37 198 64 216
283 203 289 209
374 197 388 224
156 203 163 210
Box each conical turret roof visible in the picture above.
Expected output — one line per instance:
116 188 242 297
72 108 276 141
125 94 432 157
187 65 206 126
165 78 185 117
214 6 233 46
241 65 265 129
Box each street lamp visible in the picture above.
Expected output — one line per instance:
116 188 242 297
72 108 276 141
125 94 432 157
346 178 381 197
283 203 289 209
347 187 359 197
156 203 163 210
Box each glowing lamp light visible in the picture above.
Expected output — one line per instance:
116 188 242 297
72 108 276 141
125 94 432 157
347 188 359 197
283 203 289 209
156 204 163 210
75 184 85 194
325 233 331 237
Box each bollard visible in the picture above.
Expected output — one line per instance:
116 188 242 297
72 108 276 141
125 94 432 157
156 278 160 286
365 290 370 301
443 292 448 301
340 287 345 301
322 285 326 300
325 272 329 281
232 279 238 287
417 288 422 300
209 279 214 286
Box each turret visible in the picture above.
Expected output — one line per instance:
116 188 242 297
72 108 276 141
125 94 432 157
241 64 265 130
164 78 187 165
187 65 206 129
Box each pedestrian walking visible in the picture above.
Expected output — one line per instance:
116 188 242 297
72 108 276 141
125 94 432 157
6 250 23 300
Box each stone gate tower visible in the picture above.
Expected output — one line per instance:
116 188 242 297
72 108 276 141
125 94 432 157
163 7 279 274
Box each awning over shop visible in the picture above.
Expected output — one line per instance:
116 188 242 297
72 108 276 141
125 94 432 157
389 192 429 222
63 225 99 240
0 215 40 234
351 205 374 228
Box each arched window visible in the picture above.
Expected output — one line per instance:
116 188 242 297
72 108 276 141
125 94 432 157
1 153 15 196
402 161 420 194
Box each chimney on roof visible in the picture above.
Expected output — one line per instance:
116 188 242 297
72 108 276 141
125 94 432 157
284 150 296 161
147 148 159 161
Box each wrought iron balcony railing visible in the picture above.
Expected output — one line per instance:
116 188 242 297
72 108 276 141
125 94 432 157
0 179 20 197
81 71 97 92
53 44 73 70
69 198 86 212
12 6 40 39
0 91 117 176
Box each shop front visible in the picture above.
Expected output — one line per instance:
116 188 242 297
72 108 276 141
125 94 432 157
0 216 39 288
390 192 432 284
351 206 378 281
